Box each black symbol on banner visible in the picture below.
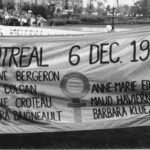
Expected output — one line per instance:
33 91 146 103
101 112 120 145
60 72 90 122
60 72 90 100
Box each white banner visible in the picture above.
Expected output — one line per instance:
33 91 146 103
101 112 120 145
0 26 150 133
0 25 89 36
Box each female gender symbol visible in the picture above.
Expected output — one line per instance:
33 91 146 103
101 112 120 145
60 72 90 99
60 72 90 122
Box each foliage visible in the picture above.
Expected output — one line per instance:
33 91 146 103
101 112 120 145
49 5 56 18
66 19 81 24
6 2 15 11
74 5 82 14
64 0 69 10
106 5 111 14
85 4 96 14
80 14 105 24
140 0 149 17
117 5 130 16
130 0 149 17
49 19 66 26
96 2 105 16
21 4 55 19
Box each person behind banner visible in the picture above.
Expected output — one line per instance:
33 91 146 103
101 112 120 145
30 15 36 27
1 11 5 25
21 15 28 26
36 15 42 27
4 12 10 25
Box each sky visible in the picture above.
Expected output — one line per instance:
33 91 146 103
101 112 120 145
106 0 137 6
83 0 138 7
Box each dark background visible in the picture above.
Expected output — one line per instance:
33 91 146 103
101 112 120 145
0 126 149 149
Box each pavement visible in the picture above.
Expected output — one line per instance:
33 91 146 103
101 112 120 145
1 24 150 36
1 25 150 43
47 24 150 34
48 25 130 33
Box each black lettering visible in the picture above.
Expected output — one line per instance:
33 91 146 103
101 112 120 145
100 43 109 64
110 42 120 63
89 44 99 64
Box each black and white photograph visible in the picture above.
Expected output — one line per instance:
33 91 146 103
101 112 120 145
0 0 149 149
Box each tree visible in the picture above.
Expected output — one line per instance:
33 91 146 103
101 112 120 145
86 0 97 14
130 6 139 17
85 3 96 14
64 0 69 10
0 0 2 9
117 5 130 16
106 5 111 14
21 4 30 12
140 0 148 17
6 2 15 11
96 1 105 15
22 4 50 19
74 4 82 14
49 4 55 18
131 0 149 17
